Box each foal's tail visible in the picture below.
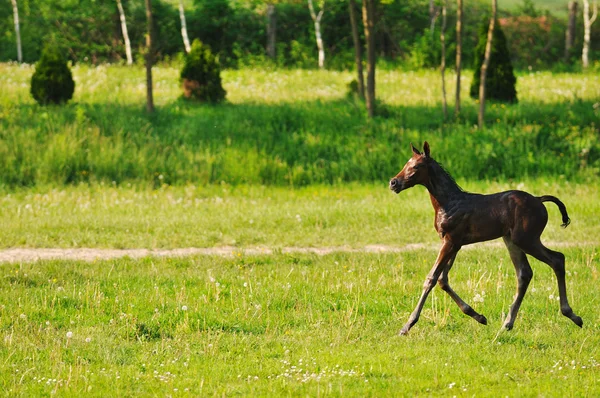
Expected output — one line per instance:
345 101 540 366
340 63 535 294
538 195 571 228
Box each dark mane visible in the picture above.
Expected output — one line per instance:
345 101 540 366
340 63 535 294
428 157 465 193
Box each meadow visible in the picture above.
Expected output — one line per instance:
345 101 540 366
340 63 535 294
0 64 599 187
1 63 600 396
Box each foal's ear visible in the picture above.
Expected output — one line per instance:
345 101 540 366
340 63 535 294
410 143 421 156
423 141 431 158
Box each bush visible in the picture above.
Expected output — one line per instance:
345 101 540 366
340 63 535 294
469 17 517 103
180 40 226 103
30 46 75 105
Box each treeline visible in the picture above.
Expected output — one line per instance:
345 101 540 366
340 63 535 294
1 0 599 69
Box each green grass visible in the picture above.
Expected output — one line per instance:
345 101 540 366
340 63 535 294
1 64 599 187
0 181 598 249
1 248 599 396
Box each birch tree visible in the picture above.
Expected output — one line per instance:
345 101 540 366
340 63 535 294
440 0 447 119
116 0 133 65
478 0 497 129
10 0 22 63
455 0 463 116
582 0 598 68
179 0 191 53
362 0 376 117
308 0 325 69
348 0 364 99
145 0 154 113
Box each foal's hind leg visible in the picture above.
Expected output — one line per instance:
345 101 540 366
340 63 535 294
518 240 583 327
502 237 533 330
438 253 488 325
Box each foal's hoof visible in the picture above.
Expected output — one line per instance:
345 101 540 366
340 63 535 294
503 322 514 331
571 315 583 328
475 314 488 325
399 328 409 336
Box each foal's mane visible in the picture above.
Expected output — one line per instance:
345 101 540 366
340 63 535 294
427 157 465 193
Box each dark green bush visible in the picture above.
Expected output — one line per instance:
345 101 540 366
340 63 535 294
470 18 518 103
30 46 75 105
180 40 226 103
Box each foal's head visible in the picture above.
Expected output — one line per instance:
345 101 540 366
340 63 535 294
389 142 431 193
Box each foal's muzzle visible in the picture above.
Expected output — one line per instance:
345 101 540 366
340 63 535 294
389 178 402 193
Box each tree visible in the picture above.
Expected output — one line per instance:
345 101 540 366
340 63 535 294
455 0 462 116
116 0 133 65
180 40 226 102
179 0 191 53
478 0 497 129
565 1 578 62
440 0 447 119
362 0 375 117
582 0 598 68
145 0 154 113
308 0 325 69
266 2 277 60
30 46 75 105
348 0 364 99
10 0 22 63
470 13 517 105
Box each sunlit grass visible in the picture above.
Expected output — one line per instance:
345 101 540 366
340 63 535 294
1 249 599 395
0 181 598 249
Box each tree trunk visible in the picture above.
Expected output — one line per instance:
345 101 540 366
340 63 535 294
454 0 462 116
429 0 440 38
440 0 447 119
116 0 133 65
10 0 22 63
478 0 497 129
145 0 154 113
266 3 277 60
565 1 578 61
362 0 376 117
308 0 325 69
179 0 191 53
349 0 365 99
582 0 598 69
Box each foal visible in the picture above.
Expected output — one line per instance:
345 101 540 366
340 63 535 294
389 142 583 335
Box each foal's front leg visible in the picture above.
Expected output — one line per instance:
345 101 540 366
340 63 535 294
400 241 459 335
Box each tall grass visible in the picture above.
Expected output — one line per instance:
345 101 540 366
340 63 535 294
0 64 598 187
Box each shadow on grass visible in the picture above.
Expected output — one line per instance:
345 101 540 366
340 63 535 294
1 96 598 187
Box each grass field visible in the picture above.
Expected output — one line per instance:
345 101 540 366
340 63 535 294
1 63 599 395
1 248 599 396
1 64 599 187
1 181 599 395
0 181 598 249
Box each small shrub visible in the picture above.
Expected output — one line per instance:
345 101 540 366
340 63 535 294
469 17 518 103
180 40 226 103
30 46 75 105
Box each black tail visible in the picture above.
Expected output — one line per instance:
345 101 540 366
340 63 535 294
538 195 571 228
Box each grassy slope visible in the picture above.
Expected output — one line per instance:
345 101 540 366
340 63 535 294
1 250 599 396
1 65 599 187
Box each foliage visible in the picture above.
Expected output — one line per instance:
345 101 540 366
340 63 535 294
180 40 226 103
469 18 518 103
1 0 598 69
30 45 75 105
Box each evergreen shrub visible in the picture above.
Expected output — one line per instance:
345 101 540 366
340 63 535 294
30 46 75 105
470 18 518 103
180 40 226 103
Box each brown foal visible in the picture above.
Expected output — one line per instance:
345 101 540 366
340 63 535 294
389 142 583 335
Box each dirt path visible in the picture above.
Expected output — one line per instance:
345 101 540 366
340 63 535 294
0 241 595 263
